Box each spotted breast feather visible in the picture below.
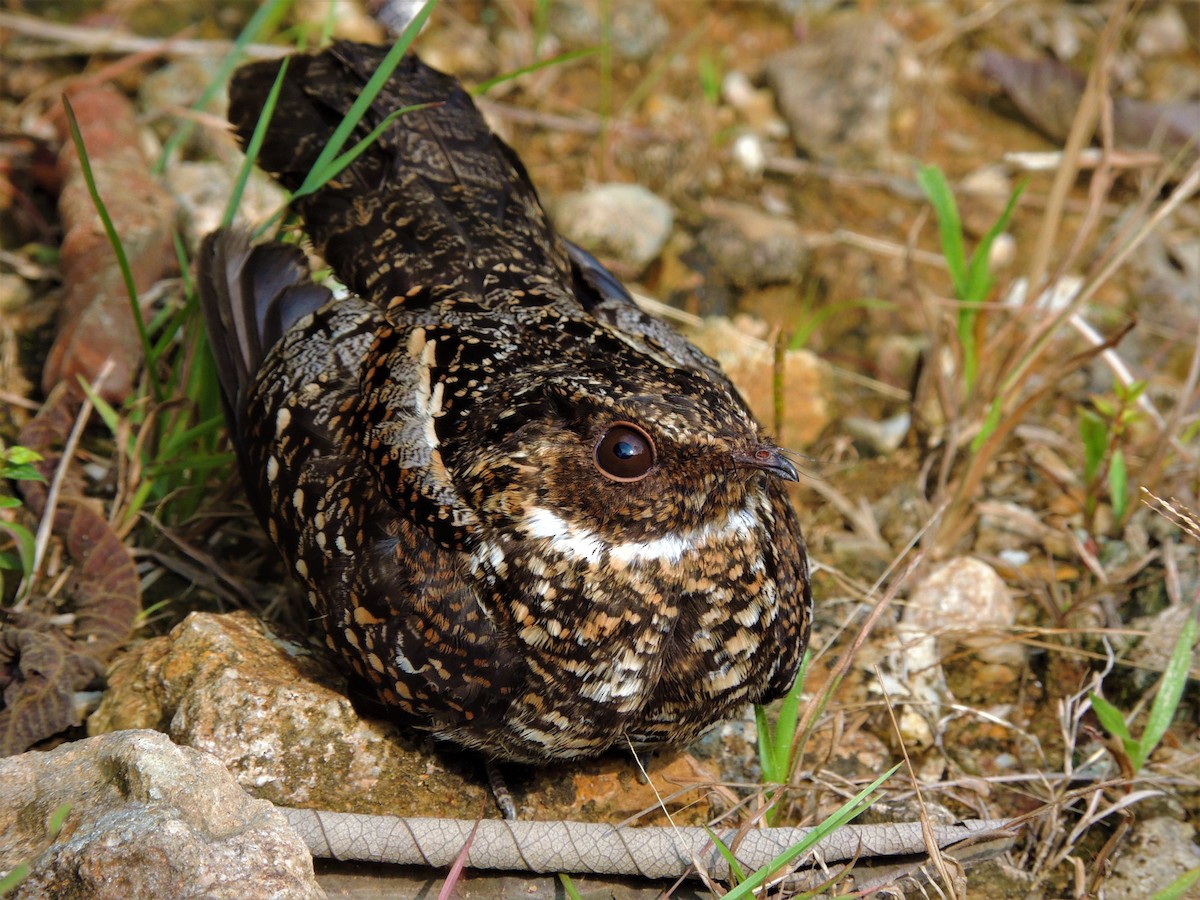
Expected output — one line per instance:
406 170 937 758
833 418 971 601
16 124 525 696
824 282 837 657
198 42 812 767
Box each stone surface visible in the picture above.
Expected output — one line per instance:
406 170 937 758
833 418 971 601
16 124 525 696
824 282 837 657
684 315 829 451
0 729 320 899
89 612 721 824
166 160 288 247
842 412 911 456
1104 817 1200 899
548 0 669 62
903 557 1023 667
694 201 810 289
764 17 902 165
552 183 674 273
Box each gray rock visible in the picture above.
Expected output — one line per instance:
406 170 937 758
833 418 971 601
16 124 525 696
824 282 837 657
553 183 674 272
904 557 1023 667
764 17 902 165
842 412 910 456
0 730 321 899
694 202 810 289
548 0 669 63
139 56 227 158
88 611 495 819
166 160 288 248
1119 603 1197 695
88 612 716 824
1104 817 1200 899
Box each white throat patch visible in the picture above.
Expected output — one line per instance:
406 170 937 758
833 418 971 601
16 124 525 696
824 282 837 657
519 503 760 566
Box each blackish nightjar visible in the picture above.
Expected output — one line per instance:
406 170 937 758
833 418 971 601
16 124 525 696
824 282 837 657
198 43 812 774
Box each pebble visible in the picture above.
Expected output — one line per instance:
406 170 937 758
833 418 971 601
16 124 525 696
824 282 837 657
903 557 1024 667
1135 6 1191 57
548 0 669 63
166 160 288 247
843 412 911 456
693 201 810 289
0 272 32 314
764 17 902 165
552 182 674 272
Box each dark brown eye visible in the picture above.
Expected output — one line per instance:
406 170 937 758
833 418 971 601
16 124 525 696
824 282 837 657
593 422 656 482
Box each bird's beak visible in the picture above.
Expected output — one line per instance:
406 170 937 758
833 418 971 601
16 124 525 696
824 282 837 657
733 445 799 482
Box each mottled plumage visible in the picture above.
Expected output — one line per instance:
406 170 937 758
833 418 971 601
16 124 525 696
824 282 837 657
199 43 811 766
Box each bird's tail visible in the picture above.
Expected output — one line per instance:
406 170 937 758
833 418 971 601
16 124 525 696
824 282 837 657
228 43 570 307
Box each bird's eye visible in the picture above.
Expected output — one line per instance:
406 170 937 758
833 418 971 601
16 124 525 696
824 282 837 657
593 422 656 482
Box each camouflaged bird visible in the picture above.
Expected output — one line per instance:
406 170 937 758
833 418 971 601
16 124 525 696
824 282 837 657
199 43 811 770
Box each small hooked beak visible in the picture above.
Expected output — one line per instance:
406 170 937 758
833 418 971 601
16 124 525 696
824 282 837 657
733 444 799 482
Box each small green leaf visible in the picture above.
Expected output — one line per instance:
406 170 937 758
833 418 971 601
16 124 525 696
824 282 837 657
4 447 43 467
2 463 45 483
1090 693 1133 743
1078 408 1107 483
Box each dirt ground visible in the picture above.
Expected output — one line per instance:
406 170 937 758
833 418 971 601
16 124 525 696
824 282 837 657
1 1 1199 897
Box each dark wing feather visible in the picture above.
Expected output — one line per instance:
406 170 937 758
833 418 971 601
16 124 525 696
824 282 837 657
196 229 332 433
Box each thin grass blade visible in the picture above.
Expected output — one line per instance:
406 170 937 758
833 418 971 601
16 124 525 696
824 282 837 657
291 0 437 199
1138 612 1197 770
62 95 162 401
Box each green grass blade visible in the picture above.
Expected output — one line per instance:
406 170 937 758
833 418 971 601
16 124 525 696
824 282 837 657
755 703 778 783
223 57 291 229
471 48 597 96
293 102 439 200
145 453 237 479
1138 612 1197 771
705 827 747 885
774 650 809 779
963 181 1025 304
61 95 162 402
155 0 294 174
1090 693 1133 743
916 164 967 298
557 873 583 900
75 376 122 437
1108 448 1128 521
1151 864 1200 900
721 764 899 900
1079 408 1107 483
971 397 1004 451
291 0 438 199
0 862 31 894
